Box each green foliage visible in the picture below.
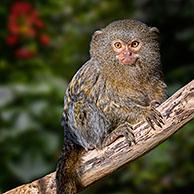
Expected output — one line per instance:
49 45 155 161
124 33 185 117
0 0 194 193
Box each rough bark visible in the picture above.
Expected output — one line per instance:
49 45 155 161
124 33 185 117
4 80 194 194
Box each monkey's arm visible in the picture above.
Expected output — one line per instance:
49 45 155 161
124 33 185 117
109 93 164 129
147 72 167 103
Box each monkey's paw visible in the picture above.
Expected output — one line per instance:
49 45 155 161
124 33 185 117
143 100 164 129
102 122 136 147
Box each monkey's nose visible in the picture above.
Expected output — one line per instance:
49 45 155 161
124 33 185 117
118 49 138 65
124 51 133 57
128 52 132 56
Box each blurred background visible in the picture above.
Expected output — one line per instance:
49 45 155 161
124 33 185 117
0 0 194 193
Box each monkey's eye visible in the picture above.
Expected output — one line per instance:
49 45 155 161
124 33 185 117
114 42 122 49
131 41 139 48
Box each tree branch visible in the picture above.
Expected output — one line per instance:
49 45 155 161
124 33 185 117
5 80 194 194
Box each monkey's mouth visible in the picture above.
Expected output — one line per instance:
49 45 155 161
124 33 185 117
116 52 139 65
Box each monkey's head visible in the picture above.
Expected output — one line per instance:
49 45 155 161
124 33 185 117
90 19 160 68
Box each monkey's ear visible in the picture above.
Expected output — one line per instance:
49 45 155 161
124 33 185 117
149 27 160 34
92 30 103 41
94 30 103 35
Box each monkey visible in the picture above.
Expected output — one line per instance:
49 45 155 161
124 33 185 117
56 19 167 194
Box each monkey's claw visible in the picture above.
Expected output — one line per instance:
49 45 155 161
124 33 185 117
144 101 164 129
102 122 136 147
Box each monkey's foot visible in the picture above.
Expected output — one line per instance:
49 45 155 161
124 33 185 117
143 100 164 129
102 122 136 147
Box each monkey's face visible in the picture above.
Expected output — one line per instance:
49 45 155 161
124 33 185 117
111 39 141 65
90 19 160 69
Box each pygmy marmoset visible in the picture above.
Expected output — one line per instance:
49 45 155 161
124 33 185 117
56 19 167 194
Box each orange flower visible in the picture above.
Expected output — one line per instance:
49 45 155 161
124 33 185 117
39 34 50 45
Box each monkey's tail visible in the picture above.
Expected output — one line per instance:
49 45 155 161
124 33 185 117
56 140 83 194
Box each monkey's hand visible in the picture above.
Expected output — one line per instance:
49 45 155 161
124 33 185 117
102 122 136 147
141 100 164 129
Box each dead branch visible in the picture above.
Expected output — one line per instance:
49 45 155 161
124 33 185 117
4 80 194 194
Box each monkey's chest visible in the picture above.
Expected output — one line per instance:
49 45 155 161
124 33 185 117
96 82 150 125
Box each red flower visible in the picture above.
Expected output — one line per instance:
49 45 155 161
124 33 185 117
39 34 50 45
6 1 50 59
34 19 45 29
11 1 32 15
6 34 19 46
7 1 45 37
15 47 35 59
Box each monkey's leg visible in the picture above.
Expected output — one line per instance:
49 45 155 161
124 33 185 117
102 122 136 147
